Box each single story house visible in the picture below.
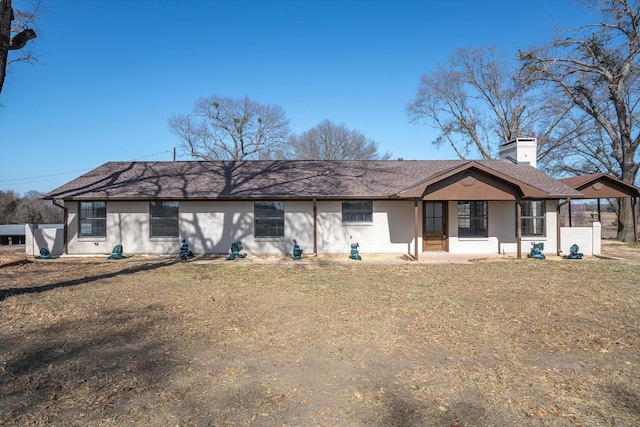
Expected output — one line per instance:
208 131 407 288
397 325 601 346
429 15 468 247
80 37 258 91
41 139 635 259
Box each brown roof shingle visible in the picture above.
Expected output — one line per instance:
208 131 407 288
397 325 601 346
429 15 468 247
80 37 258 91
43 160 582 200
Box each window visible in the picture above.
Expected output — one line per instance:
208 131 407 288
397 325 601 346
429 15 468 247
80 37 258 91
521 200 545 236
150 201 179 237
458 201 487 237
255 201 284 238
79 201 106 237
342 201 373 222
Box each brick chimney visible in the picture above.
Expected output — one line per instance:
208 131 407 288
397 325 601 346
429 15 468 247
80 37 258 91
499 138 537 168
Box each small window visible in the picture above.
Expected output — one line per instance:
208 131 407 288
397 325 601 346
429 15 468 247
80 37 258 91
458 201 487 237
150 201 179 237
79 201 106 237
342 201 373 222
522 200 545 236
255 201 284 237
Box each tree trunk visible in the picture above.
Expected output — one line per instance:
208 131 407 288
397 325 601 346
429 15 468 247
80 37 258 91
0 0 12 94
616 139 639 241
617 197 637 242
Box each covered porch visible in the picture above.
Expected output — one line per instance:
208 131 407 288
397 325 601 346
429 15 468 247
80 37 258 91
394 162 580 261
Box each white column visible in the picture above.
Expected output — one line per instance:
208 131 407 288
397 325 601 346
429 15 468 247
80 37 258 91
592 221 602 255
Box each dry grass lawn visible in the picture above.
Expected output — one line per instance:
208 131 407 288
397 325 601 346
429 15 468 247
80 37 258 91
1 248 640 426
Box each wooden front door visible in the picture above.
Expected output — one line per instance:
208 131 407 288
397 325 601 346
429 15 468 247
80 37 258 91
423 202 447 251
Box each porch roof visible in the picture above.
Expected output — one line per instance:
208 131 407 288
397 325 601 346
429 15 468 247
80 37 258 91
390 161 579 200
559 173 640 199
43 160 583 201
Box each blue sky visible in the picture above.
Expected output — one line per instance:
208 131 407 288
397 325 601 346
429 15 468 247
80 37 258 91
0 0 594 195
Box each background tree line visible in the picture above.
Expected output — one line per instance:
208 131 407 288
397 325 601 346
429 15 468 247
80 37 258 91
0 190 63 224
168 96 390 162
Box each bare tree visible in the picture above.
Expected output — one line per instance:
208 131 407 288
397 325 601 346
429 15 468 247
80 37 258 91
520 0 640 241
168 95 290 161
282 119 391 160
407 45 562 160
0 190 62 224
0 0 39 93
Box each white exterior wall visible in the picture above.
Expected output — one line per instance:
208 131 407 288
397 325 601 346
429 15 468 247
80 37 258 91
67 200 256 255
316 200 416 254
62 199 566 256
182 200 314 255
445 200 560 255
67 202 110 255
64 200 417 256
180 200 253 254
560 222 601 256
519 200 559 256
447 200 501 254
25 224 64 257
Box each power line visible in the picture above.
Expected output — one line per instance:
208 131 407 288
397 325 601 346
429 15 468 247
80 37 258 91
0 150 174 184
0 168 94 183
130 150 174 161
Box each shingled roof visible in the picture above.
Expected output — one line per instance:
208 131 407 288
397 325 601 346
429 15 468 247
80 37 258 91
43 160 582 200
560 173 640 198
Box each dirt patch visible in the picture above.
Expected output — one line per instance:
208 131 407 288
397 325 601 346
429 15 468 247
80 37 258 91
0 245 28 268
599 240 640 263
1 246 640 425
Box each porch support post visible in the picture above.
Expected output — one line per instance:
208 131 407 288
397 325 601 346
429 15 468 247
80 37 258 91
313 198 318 255
52 199 68 255
414 199 419 261
557 198 570 256
597 198 602 222
568 199 572 227
633 196 638 242
516 198 522 260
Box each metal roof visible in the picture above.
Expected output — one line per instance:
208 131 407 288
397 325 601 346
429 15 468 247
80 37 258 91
0 225 26 236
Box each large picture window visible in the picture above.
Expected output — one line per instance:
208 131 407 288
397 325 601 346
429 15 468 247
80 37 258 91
521 200 545 236
458 201 488 237
255 201 284 238
342 201 373 223
150 201 179 238
79 201 106 237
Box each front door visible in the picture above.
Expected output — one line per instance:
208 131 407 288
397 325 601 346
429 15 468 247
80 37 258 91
423 201 447 251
